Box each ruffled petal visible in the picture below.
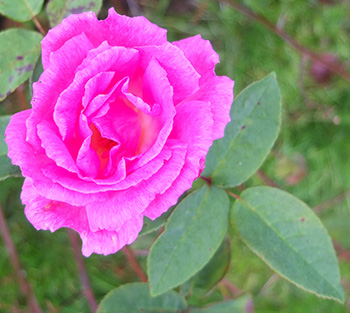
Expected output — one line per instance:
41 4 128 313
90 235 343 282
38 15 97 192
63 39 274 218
42 8 167 69
173 34 219 80
191 76 234 140
27 32 94 152
22 178 143 257
144 100 214 219
138 43 200 104
85 141 187 232
54 44 139 141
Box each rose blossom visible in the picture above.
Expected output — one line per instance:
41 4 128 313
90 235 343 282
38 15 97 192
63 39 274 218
5 8 234 256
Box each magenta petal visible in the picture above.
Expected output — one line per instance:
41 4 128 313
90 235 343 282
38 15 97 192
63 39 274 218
191 76 234 140
173 34 220 80
86 142 187 232
42 8 167 69
130 58 175 168
170 100 213 160
138 43 200 104
41 144 171 192
54 71 115 141
144 101 215 220
27 32 94 151
22 178 143 257
37 121 78 173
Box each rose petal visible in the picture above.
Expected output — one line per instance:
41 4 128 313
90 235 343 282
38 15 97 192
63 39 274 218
54 44 139 141
42 8 167 69
27 32 94 152
144 100 214 219
138 43 200 104
85 141 187 231
22 178 143 257
191 76 234 140
173 34 220 80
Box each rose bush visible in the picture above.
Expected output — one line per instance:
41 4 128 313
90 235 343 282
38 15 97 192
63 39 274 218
5 8 234 256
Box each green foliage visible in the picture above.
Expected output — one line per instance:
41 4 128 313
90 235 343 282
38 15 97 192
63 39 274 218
190 294 252 313
97 283 187 313
202 73 281 187
0 115 21 180
148 185 230 296
231 186 344 302
46 0 103 27
0 28 42 101
0 0 44 22
139 208 173 237
189 238 231 296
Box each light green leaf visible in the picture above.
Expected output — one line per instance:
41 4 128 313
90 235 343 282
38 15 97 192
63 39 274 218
202 72 281 187
190 294 252 313
97 283 187 313
0 0 44 22
46 0 103 27
0 28 42 101
148 185 230 296
190 238 231 295
231 186 344 302
0 115 21 180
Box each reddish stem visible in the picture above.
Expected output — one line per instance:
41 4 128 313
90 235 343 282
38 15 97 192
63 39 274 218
221 0 350 82
0 203 43 313
122 246 148 282
68 230 98 313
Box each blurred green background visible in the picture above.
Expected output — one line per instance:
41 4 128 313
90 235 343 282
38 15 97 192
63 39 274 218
1 0 350 312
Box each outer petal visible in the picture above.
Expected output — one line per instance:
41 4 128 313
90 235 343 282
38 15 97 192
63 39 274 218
144 100 214 219
27 32 94 152
5 110 111 206
22 178 143 257
42 8 167 69
191 76 234 140
173 34 219 80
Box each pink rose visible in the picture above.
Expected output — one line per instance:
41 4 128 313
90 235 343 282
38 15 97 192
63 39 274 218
5 8 234 256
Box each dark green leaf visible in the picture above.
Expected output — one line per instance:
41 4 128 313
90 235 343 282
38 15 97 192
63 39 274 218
29 54 43 97
202 73 281 187
231 186 344 302
0 0 44 22
0 29 42 101
140 208 173 237
148 185 230 296
97 283 187 313
46 0 103 27
190 294 253 313
190 238 231 295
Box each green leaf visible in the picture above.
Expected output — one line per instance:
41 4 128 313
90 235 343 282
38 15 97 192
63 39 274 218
46 0 103 27
0 29 42 101
29 54 43 97
202 72 281 187
97 283 187 313
190 294 253 313
0 155 21 181
231 186 344 302
0 115 21 180
0 115 11 155
0 0 44 22
148 185 230 296
190 238 231 295
140 209 173 237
